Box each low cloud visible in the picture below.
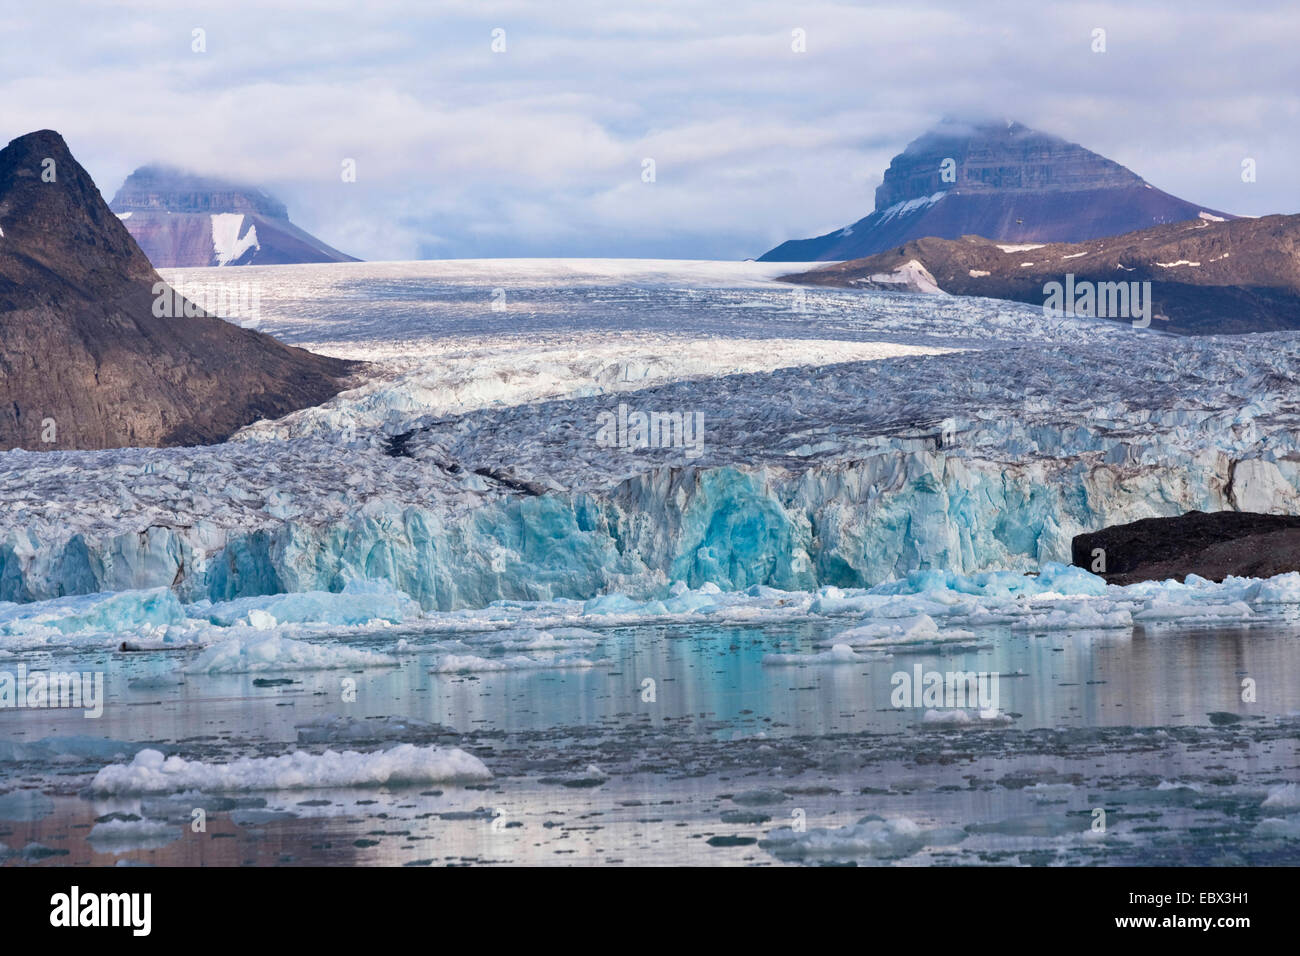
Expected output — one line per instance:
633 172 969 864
3 0 1296 259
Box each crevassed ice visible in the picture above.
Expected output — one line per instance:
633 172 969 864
5 261 1300 612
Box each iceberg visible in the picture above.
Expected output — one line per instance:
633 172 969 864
183 631 399 674
0 588 184 639
195 579 422 627
90 744 491 794
760 814 966 862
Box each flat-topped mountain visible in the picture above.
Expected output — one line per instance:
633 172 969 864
760 119 1235 262
0 130 355 450
778 212 1300 334
110 165 358 267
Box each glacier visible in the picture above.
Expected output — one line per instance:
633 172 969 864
4 259 1300 612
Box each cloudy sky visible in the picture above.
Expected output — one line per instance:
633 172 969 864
3 0 1297 260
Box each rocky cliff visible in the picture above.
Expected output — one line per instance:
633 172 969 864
0 130 356 451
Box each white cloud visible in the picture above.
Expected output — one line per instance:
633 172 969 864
2 0 1297 259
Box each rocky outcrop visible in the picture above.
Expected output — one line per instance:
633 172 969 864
761 119 1234 261
110 165 357 267
1072 511 1300 585
779 213 1300 334
0 130 356 451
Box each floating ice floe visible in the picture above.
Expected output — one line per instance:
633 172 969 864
1132 599 1252 625
7 555 1300 661
762 643 876 666
421 565 1300 637
430 651 598 673
194 580 422 628
87 818 180 854
1255 817 1300 840
184 632 398 674
1243 572 1300 604
921 708 1013 727
0 788 54 821
832 613 975 648
1009 605 1133 630
0 735 151 764
761 815 966 862
874 564 1111 601
540 764 610 788
295 714 448 745
0 588 186 644
1261 783 1300 810
90 744 491 794
459 626 602 651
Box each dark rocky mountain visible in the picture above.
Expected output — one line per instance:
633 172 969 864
760 119 1235 262
0 130 355 451
779 213 1300 334
1073 512 1300 585
110 165 358 267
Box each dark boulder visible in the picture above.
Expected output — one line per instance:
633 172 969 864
1072 511 1300 584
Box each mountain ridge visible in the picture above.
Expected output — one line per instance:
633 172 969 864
778 212 1300 334
110 165 358 267
0 129 356 450
760 119 1235 261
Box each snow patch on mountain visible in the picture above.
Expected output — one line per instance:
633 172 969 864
876 192 948 225
210 213 259 266
865 259 946 294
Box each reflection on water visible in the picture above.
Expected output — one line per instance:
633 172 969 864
3 614 1299 866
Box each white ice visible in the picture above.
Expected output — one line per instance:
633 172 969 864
5 259 1300 625
90 744 491 794
183 631 398 674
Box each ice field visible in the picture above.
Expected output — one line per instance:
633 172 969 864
1 259 1298 866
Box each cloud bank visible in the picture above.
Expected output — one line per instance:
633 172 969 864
3 0 1297 260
